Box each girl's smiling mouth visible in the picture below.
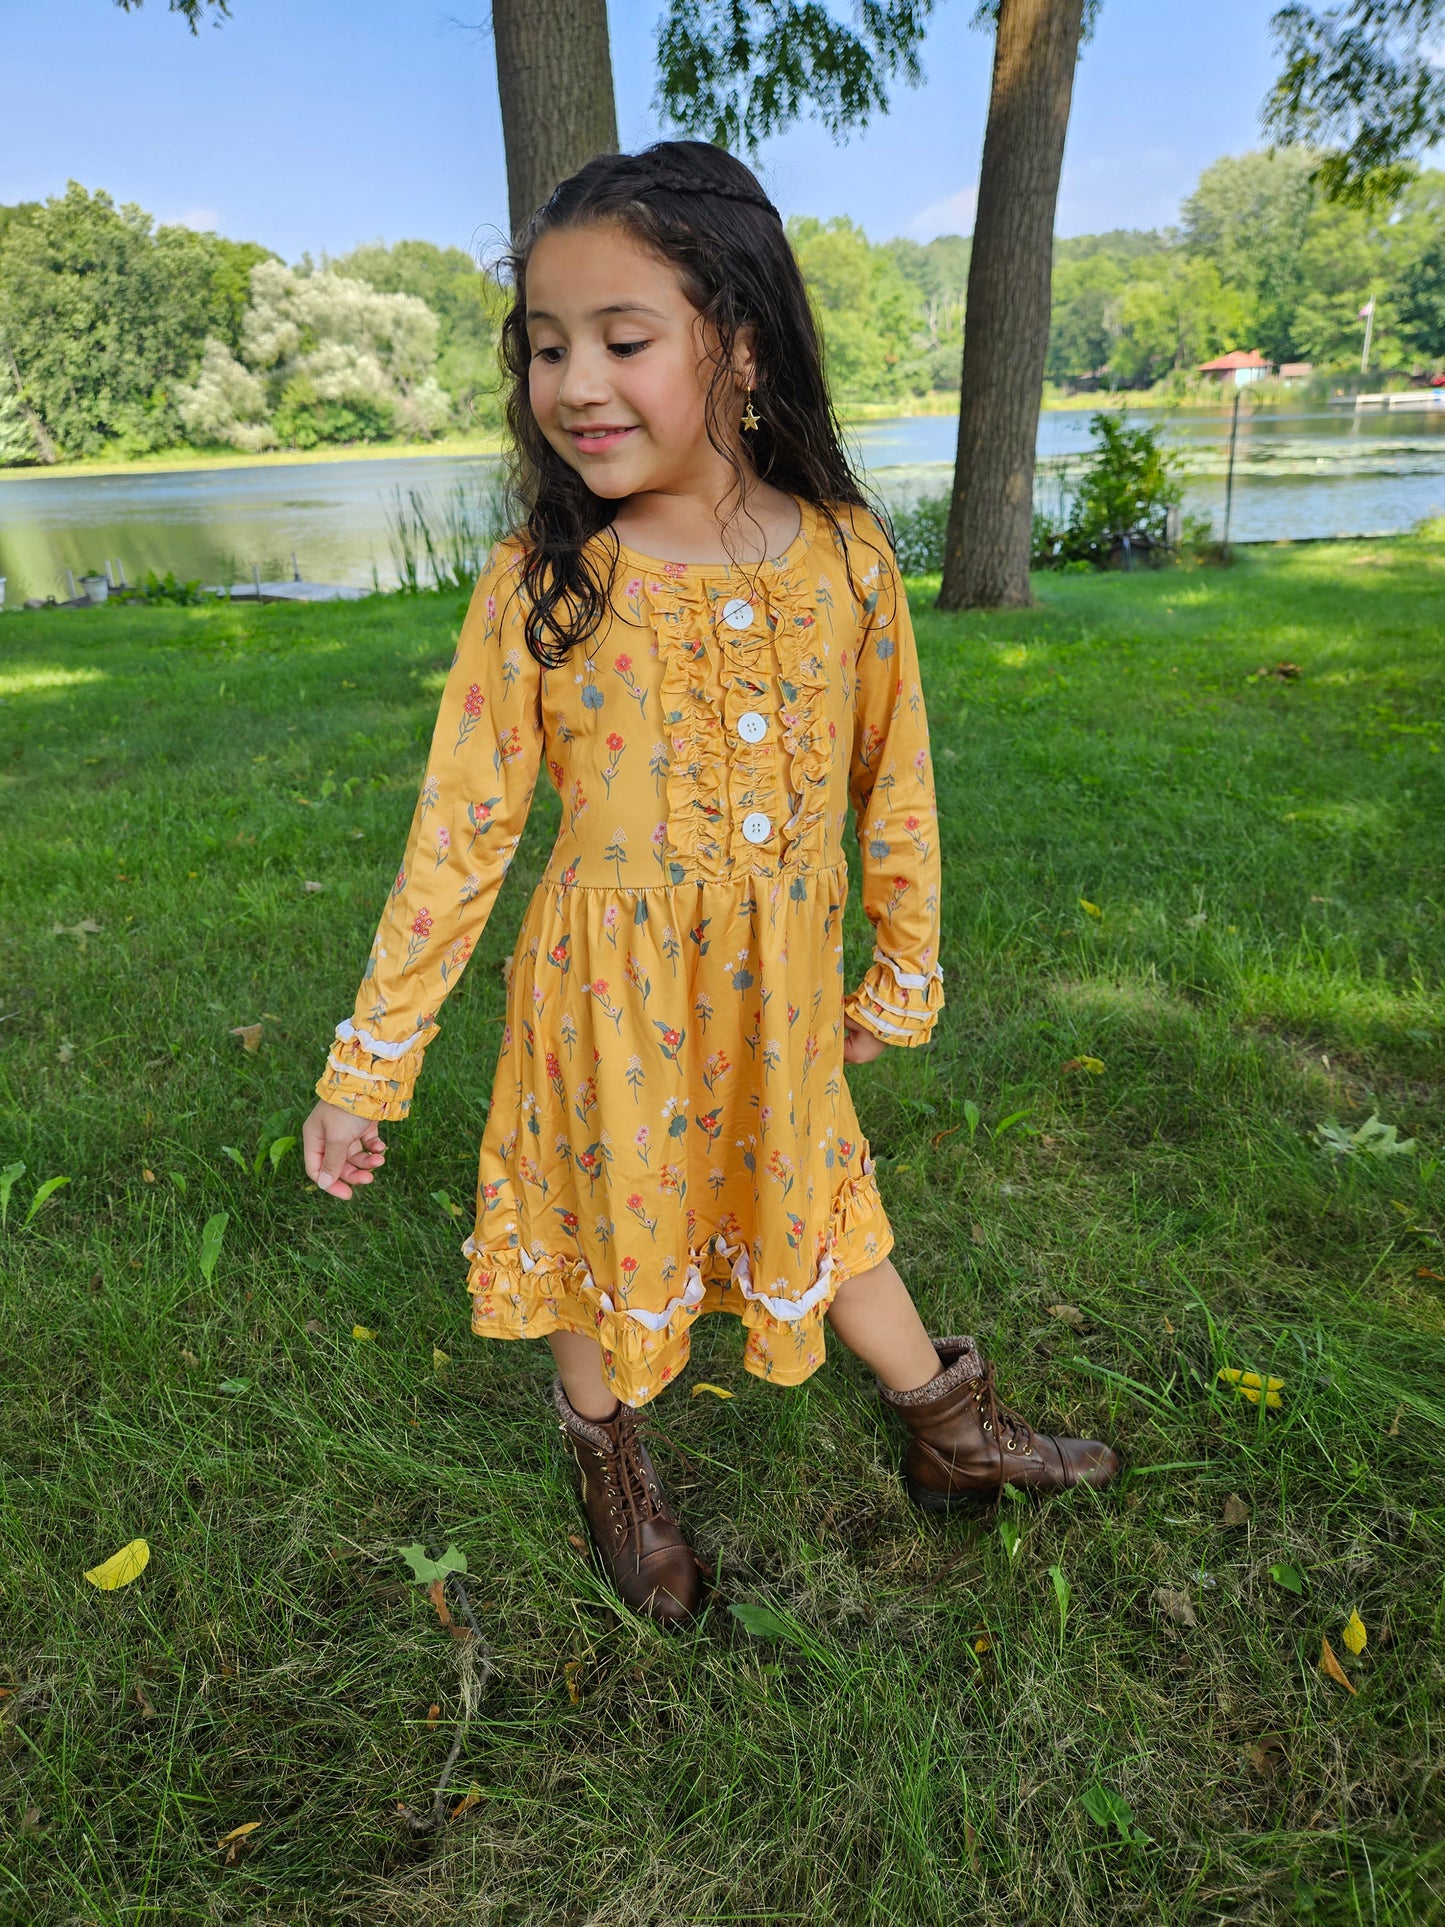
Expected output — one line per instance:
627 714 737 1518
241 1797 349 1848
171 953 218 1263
566 425 638 451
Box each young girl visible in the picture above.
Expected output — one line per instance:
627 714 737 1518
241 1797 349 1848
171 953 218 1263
302 141 1118 1626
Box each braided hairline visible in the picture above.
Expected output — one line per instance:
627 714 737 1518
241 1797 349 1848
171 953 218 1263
631 175 782 220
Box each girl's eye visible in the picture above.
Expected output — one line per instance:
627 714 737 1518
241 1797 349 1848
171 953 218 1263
609 339 650 359
531 346 565 364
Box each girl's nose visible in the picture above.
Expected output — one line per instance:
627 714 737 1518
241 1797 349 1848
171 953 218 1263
557 347 614 411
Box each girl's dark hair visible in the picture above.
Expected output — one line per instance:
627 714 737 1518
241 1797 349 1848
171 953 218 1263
499 140 875 667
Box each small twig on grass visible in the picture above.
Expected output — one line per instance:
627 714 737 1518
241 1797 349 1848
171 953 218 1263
398 1557 499 1836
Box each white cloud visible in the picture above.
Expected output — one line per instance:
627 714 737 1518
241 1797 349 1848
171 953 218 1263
905 182 978 242
178 206 221 232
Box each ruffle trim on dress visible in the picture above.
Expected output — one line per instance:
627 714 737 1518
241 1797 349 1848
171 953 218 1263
652 570 729 880
843 947 944 1047
760 536 833 874
463 1159 890 1405
646 533 832 882
314 1022 438 1120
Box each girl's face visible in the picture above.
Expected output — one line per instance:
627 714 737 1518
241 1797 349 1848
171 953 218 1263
524 222 750 503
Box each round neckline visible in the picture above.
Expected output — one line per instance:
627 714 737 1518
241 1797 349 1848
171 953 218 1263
608 498 814 574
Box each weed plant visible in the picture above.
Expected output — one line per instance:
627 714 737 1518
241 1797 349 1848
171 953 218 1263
1 540 1442 1923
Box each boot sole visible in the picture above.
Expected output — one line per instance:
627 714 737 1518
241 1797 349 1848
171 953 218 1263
905 1475 996 1515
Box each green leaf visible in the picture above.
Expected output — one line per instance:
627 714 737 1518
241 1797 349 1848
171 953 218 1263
1269 1561 1306 1596
1079 1783 1148 1842
198 1211 229 1286
399 1542 469 1585
0 1161 25 1227
23 1175 71 1226
1049 1562 1071 1640
997 1516 1022 1563
430 1188 464 1220
169 1171 188 1196
267 1135 297 1172
991 1108 1035 1142
963 1098 980 1140
1080 1783 1117 1829
218 1377 251 1394
728 1600 804 1643
220 1144 250 1175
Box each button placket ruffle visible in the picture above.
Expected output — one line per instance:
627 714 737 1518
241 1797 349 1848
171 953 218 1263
651 569 729 881
719 586 787 876
766 546 832 874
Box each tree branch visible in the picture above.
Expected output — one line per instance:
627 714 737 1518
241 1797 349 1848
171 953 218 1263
1264 1 1445 202
655 0 935 148
112 0 232 33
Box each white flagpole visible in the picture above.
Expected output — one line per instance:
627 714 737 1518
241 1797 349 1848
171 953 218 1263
1360 297 1376 375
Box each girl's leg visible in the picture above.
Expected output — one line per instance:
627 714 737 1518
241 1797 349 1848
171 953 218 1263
825 1255 942 1392
548 1328 621 1420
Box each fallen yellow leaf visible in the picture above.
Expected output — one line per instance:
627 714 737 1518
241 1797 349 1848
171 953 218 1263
83 1539 150 1591
142 1168 157 1184
973 1632 993 1656
352 1325 375 1342
432 1347 451 1371
1079 899 1102 919
691 1382 734 1398
1061 1056 1105 1075
216 1821 262 1848
1342 1609 1367 1657
1218 1367 1284 1409
564 1659 583 1704
229 1023 263 1052
449 1783 484 1819
1046 1304 1087 1331
1319 1634 1357 1695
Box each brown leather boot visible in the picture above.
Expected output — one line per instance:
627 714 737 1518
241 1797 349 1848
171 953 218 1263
879 1336 1121 1512
552 1378 703 1626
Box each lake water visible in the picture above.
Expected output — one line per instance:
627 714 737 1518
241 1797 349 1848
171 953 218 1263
2 404 1443 605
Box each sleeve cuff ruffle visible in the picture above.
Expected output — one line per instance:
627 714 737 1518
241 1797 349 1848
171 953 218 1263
313 1021 437 1121
843 949 944 1048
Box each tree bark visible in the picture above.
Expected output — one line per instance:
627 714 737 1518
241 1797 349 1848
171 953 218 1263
938 0 1085 609
492 0 619 240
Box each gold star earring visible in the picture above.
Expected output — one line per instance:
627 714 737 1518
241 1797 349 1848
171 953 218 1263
741 383 761 433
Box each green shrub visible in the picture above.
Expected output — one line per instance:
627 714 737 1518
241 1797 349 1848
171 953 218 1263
1050 411 1183 567
889 492 949 575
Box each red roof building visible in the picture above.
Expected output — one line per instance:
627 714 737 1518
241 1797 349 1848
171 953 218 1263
1198 349 1273 385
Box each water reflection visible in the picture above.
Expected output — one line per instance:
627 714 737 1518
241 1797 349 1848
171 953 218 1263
2 406 1443 605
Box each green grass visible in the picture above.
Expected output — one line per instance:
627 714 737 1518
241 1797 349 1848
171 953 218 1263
2 541 1443 1925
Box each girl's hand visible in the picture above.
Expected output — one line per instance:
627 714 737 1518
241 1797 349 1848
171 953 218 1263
843 1019 888 1065
302 1099 388 1200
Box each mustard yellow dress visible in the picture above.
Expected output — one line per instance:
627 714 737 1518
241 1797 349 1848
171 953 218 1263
316 499 944 1407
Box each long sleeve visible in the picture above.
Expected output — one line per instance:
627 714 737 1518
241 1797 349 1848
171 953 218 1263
844 540 945 1047
316 543 544 1119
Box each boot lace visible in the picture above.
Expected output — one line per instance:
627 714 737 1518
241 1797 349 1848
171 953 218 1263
974 1362 1035 1484
605 1411 670 1560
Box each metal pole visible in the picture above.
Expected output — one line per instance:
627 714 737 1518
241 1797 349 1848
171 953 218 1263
1222 386 1242 561
1361 298 1375 376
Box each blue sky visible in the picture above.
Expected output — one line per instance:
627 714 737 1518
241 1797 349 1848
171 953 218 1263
2 0 1283 259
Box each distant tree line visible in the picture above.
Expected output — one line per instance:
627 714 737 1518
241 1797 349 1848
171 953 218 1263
0 184 506 465
4 149 1443 466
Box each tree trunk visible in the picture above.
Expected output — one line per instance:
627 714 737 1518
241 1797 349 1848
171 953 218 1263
938 0 1085 609
492 0 619 240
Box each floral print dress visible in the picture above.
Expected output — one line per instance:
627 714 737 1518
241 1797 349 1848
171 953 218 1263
317 499 944 1407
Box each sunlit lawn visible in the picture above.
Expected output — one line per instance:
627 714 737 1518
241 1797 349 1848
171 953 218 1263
1 538 1442 1925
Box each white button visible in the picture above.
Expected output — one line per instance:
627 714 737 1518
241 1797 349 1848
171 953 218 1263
741 812 772 845
736 710 768 743
722 597 754 630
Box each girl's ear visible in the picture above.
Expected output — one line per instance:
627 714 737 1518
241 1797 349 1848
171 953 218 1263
732 323 760 393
